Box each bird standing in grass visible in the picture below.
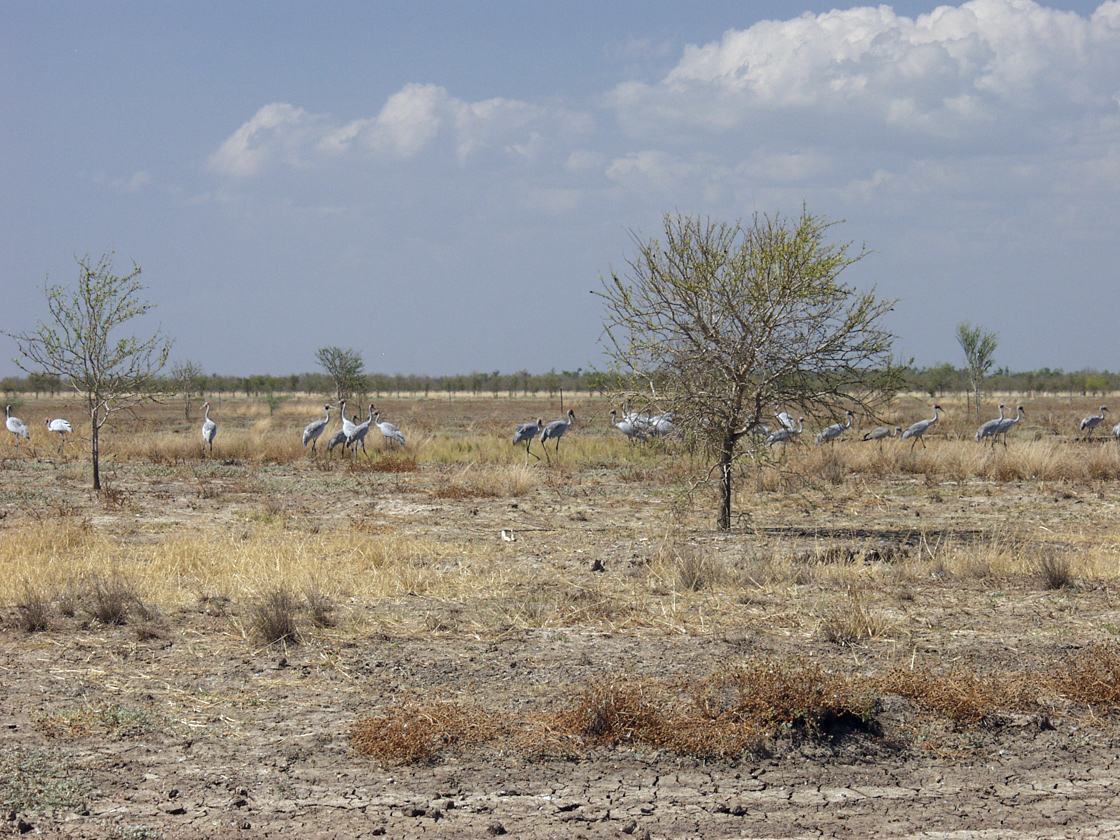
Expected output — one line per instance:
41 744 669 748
45 417 73 455
993 405 1024 446
609 410 646 444
1081 406 1109 439
302 405 332 454
540 409 575 462
513 418 544 459
901 405 942 451
348 404 376 455
201 402 217 457
975 405 1006 446
815 410 853 445
373 410 405 448
6 405 29 449
767 417 803 447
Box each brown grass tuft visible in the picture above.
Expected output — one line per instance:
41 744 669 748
251 587 301 647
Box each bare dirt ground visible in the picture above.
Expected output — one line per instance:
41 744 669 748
3 396 1120 838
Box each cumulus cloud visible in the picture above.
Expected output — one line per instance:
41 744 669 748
610 0 1120 147
209 84 591 178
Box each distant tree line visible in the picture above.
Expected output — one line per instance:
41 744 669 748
6 365 1118 404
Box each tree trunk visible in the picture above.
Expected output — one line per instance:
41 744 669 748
91 422 100 490
717 437 734 531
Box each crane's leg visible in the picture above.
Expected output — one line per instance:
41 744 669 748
525 440 540 461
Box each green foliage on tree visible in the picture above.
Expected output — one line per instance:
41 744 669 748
955 320 999 416
315 346 367 402
5 251 172 489
597 210 901 530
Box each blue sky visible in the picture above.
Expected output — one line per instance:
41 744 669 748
3 1 1118 378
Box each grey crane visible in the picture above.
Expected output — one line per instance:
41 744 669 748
901 404 942 451
326 427 349 457
975 404 1006 446
767 416 803 447
347 404 376 455
815 410 853 445
513 418 544 459
610 409 647 443
6 405 29 450
1112 421 1120 441
302 404 332 454
45 417 73 455
1081 406 1109 438
540 408 575 462
201 402 217 457
775 407 797 432
862 425 900 445
992 404 1025 446
373 410 405 448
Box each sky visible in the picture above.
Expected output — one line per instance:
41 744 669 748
2 0 1118 378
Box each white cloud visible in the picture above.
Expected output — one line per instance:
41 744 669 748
209 85 592 179
610 0 1120 147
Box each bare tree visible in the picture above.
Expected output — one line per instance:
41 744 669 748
6 251 173 489
597 211 901 530
171 358 206 420
956 320 999 417
315 346 367 402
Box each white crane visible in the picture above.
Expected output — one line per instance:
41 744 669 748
348 404 376 455
45 417 73 455
338 399 358 443
610 409 647 443
302 405 332 454
201 402 217 457
993 404 1024 446
862 425 900 444
513 418 544 459
766 416 803 447
6 405 29 450
1080 406 1109 439
373 410 405 448
1112 421 1120 441
901 404 942 451
815 410 853 445
647 411 674 437
540 408 575 462
975 404 1007 446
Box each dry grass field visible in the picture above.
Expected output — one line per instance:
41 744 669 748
3 391 1120 838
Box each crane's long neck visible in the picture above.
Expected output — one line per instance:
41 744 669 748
795 417 803 433
368 405 375 423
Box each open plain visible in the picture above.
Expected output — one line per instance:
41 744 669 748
3 393 1120 839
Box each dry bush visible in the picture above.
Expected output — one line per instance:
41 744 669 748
818 591 897 646
15 583 51 632
1046 642 1120 707
251 587 301 646
85 573 142 626
350 700 504 764
1034 551 1074 590
879 667 1036 724
304 586 337 629
651 537 728 592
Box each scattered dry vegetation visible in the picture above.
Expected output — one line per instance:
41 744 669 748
4 392 1120 833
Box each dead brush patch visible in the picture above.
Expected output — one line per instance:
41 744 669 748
351 455 419 473
350 700 506 765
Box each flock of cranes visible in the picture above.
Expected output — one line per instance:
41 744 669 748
7 400 1120 461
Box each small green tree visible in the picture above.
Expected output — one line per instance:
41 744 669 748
598 210 901 530
171 358 206 420
6 251 172 489
315 346 366 402
956 321 998 416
